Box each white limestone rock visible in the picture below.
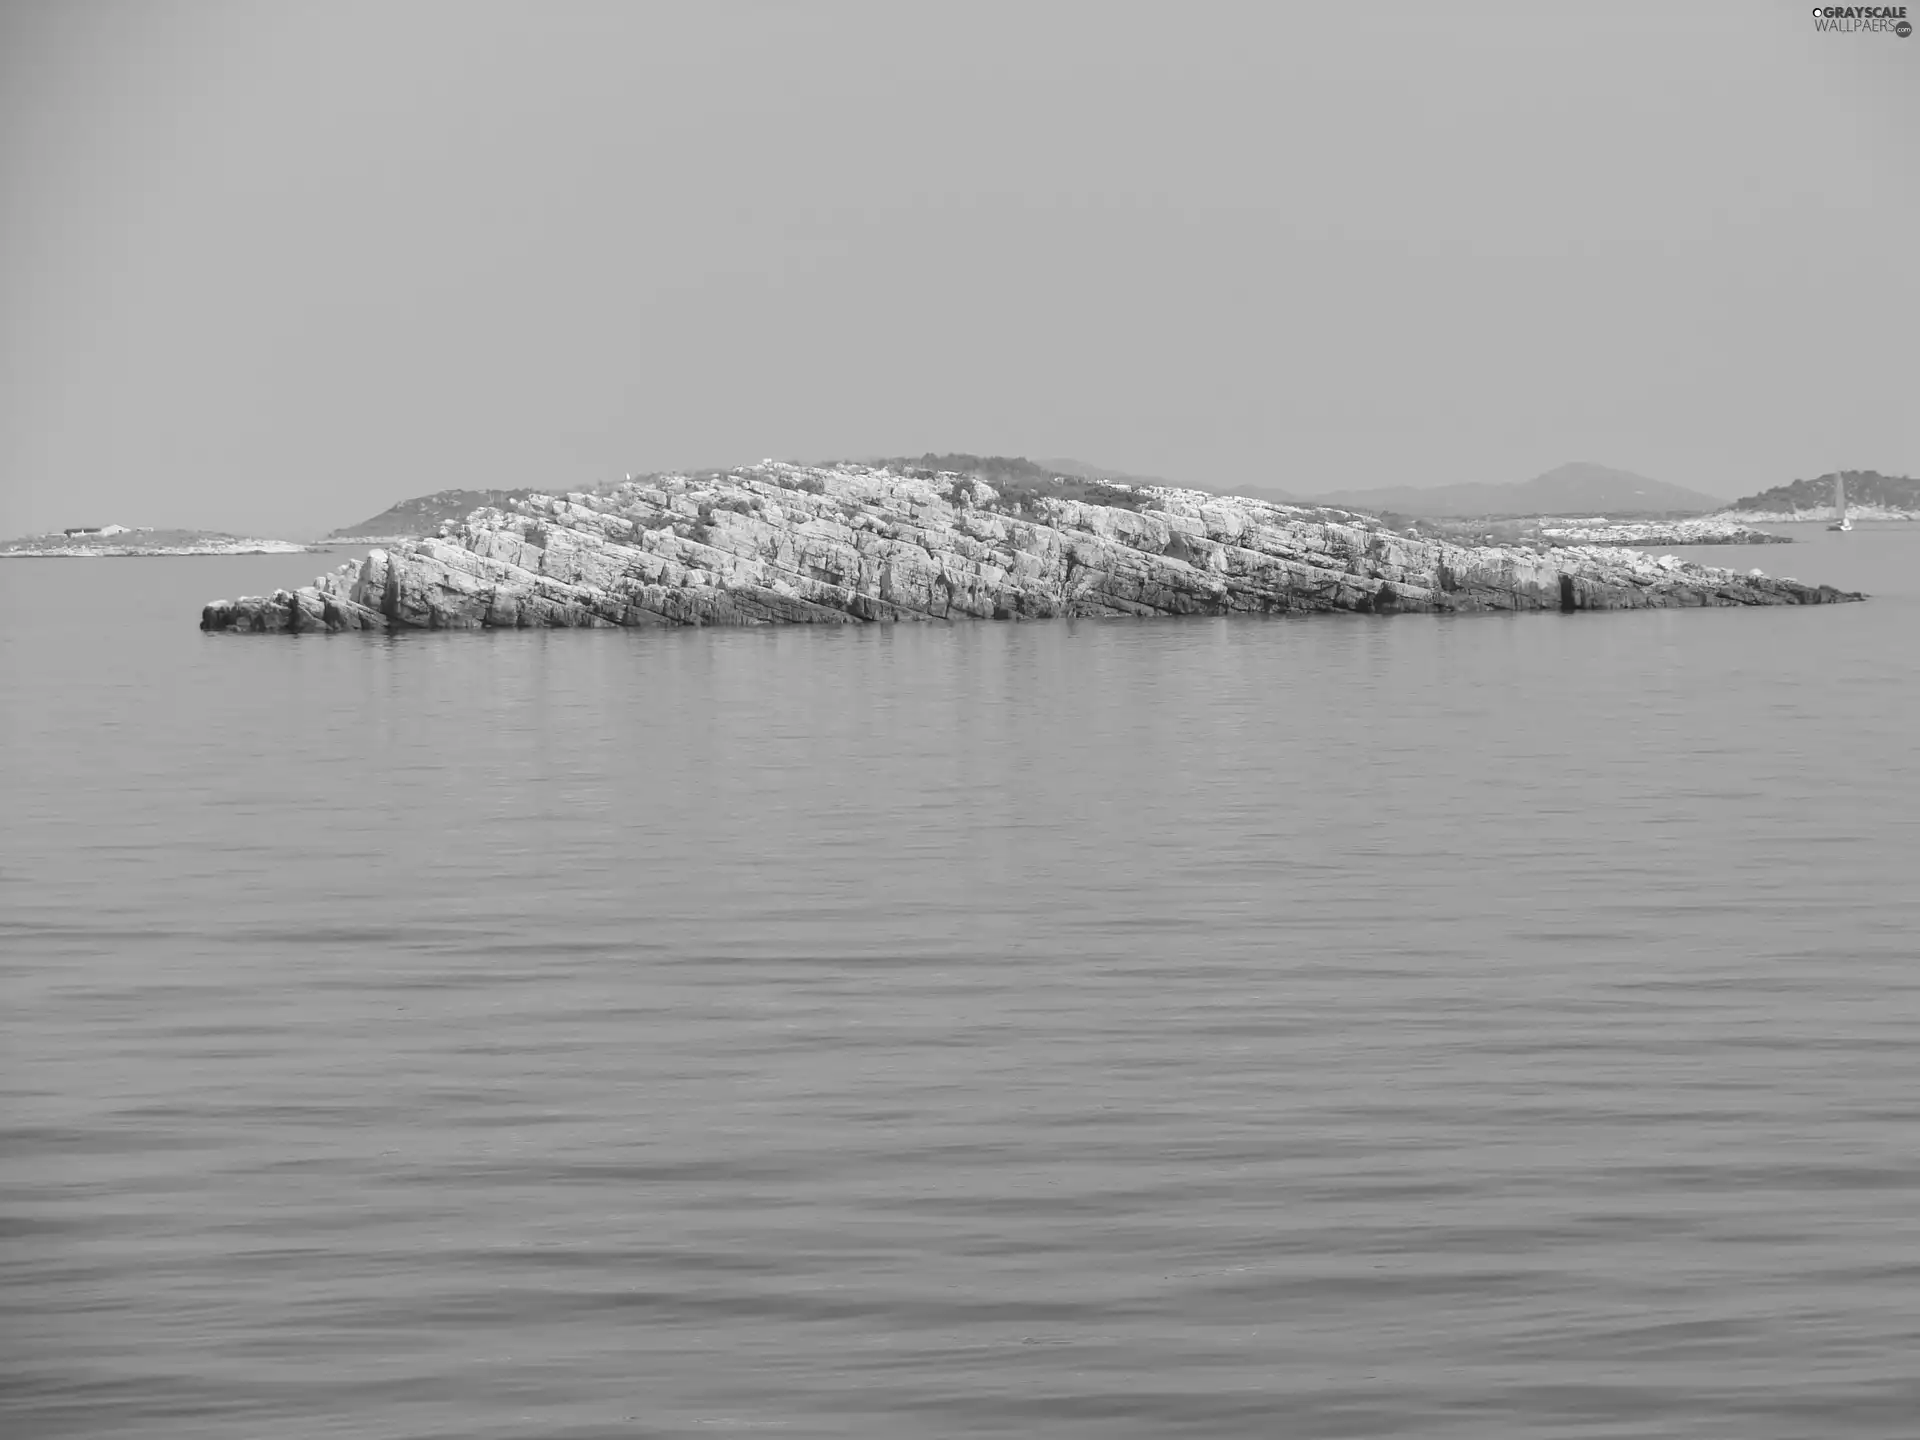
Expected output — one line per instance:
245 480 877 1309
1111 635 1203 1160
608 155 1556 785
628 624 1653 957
201 463 1864 633
1538 517 1793 546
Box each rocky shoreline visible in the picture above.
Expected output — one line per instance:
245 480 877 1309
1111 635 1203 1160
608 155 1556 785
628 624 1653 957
1537 518 1791 547
1715 507 1917 524
200 463 1863 633
6 537 316 558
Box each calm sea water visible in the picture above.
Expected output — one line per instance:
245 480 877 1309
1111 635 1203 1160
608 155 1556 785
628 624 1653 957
4 526 1918 1439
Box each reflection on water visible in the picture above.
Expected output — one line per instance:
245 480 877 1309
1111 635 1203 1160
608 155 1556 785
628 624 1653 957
3 527 1918 1438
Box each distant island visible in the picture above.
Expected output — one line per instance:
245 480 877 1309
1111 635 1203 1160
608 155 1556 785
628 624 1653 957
201 460 1859 634
1302 462 1729 519
2 526 318 558
1717 470 1919 523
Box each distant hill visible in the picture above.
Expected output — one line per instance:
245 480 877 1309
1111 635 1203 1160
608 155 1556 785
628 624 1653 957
1307 463 1727 519
1723 470 1920 516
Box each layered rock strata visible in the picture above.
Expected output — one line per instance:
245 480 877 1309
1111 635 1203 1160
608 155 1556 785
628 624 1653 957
200 463 1862 633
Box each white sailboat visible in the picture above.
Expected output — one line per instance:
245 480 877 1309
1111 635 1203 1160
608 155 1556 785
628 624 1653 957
1826 471 1852 532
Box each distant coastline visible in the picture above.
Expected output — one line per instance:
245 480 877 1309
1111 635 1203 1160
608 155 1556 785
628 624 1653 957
1 527 320 558
1715 507 1917 525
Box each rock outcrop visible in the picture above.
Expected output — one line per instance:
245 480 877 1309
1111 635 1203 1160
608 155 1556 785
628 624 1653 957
1536 518 1791 547
200 463 1862 633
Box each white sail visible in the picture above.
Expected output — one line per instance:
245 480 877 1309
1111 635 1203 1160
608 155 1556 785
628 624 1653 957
1827 471 1852 531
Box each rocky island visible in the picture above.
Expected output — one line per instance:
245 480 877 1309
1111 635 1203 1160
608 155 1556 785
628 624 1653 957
4 527 316 558
201 463 1861 633
1716 470 1919 524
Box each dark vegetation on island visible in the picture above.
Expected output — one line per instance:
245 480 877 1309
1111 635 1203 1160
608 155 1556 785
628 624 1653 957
1728 470 1918 512
328 488 546 539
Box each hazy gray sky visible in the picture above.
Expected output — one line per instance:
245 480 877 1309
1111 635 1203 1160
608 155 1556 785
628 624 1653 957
2 0 1914 538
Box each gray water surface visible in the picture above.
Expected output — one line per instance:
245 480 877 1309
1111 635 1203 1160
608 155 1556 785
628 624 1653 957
4 528 1918 1438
